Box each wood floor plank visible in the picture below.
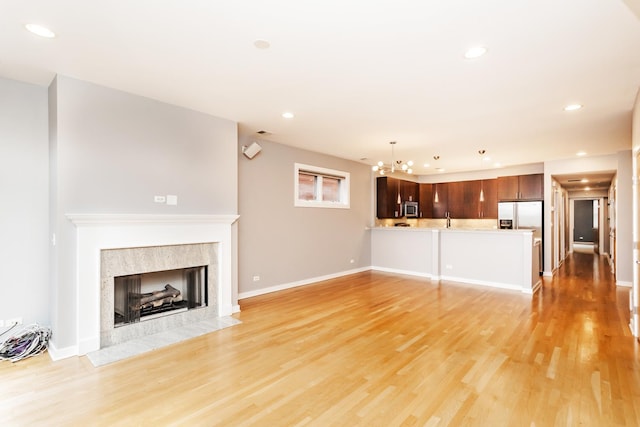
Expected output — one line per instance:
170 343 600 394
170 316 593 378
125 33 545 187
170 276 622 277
1 252 639 426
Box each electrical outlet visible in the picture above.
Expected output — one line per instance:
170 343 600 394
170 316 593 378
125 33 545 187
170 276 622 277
6 317 22 326
0 320 4 327
445 264 453 270
252 275 260 282
154 195 166 203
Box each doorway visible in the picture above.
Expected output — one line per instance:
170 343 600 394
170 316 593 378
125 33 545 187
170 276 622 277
574 199 598 254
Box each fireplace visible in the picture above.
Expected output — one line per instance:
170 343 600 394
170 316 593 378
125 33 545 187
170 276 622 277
100 242 219 348
65 213 239 357
114 265 208 327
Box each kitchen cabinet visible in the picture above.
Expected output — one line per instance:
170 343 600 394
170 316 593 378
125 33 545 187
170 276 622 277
480 179 498 218
497 174 543 201
447 181 466 218
376 176 401 218
432 183 449 218
401 180 419 203
378 177 499 220
465 179 498 219
434 179 498 219
418 183 433 218
376 177 420 218
461 180 482 218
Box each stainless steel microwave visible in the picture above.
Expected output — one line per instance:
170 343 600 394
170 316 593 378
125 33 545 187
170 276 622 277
404 201 419 218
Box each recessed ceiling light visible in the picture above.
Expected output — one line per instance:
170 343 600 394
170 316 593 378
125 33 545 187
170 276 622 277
564 104 582 111
464 46 487 59
581 178 589 183
423 163 430 168
577 151 587 156
494 163 502 168
253 39 270 49
25 23 55 38
282 112 294 119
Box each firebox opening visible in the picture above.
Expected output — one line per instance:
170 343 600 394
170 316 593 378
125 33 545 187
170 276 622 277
114 265 208 327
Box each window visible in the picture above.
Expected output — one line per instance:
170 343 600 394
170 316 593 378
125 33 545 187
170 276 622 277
294 163 350 208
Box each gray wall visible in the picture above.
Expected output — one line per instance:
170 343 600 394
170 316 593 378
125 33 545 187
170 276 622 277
616 149 633 284
49 76 238 349
0 78 49 326
238 136 372 297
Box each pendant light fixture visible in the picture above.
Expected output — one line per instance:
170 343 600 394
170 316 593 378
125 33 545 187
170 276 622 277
372 141 414 175
433 155 441 203
479 150 486 202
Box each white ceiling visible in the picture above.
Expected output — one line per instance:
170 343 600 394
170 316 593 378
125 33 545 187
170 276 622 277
1 1 639 176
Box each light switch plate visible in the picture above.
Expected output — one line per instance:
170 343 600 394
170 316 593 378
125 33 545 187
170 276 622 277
166 195 178 205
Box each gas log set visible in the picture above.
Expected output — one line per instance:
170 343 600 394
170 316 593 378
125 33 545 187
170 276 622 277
131 284 182 311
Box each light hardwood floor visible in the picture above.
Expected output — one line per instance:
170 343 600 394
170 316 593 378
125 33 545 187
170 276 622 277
1 252 639 426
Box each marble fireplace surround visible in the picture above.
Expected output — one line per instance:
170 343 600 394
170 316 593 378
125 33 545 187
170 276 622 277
67 214 239 355
100 243 217 348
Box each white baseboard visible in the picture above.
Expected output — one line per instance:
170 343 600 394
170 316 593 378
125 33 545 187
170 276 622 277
239 265 546 302
370 266 432 279
617 281 633 288
47 340 78 361
238 267 370 300
527 279 543 295
439 275 522 292
232 304 241 313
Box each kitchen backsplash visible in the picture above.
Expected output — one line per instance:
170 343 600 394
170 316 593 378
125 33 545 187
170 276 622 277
375 218 498 229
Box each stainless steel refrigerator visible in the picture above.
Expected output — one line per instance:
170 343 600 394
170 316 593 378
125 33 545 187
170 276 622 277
498 201 543 238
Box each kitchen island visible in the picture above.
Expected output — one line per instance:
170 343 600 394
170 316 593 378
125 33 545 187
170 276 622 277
371 227 541 294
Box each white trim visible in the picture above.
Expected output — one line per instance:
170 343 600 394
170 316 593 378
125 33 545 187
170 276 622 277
371 266 433 279
66 213 238 357
238 267 369 300
241 266 540 301
527 279 543 295
439 275 523 293
66 214 239 225
47 341 78 361
617 281 633 287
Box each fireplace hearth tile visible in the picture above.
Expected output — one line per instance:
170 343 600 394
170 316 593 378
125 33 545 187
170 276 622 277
86 316 241 367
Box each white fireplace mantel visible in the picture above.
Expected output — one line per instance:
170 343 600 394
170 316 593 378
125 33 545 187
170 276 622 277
66 213 239 355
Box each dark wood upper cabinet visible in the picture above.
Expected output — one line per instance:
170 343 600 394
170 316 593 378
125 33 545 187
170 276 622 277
432 183 449 218
447 181 466 218
462 180 482 219
376 176 401 218
457 180 497 219
497 174 543 201
377 177 500 220
419 183 433 218
518 174 543 200
480 179 498 218
496 176 519 200
400 180 419 203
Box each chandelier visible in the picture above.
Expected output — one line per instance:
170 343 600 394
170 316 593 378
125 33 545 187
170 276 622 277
372 141 414 175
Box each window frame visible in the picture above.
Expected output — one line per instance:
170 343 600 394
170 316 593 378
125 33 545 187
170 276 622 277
294 163 350 209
